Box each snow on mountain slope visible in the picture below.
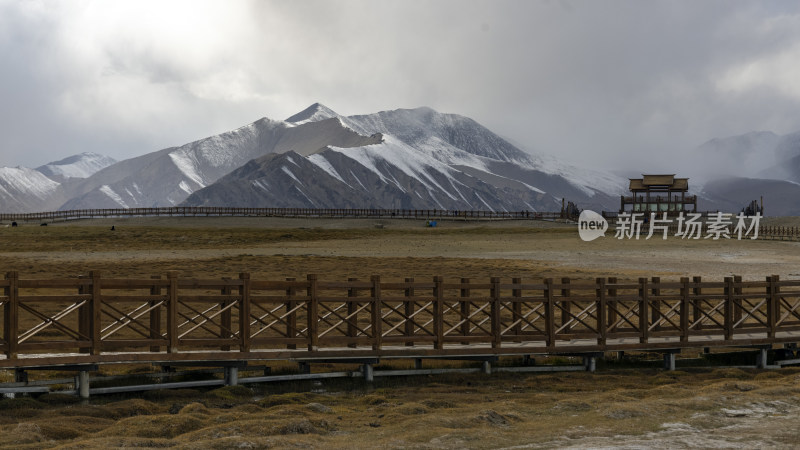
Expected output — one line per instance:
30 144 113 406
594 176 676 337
184 124 621 213
291 104 627 200
183 147 549 211
1 102 630 213
0 167 59 199
60 118 290 209
285 102 341 125
36 152 117 181
326 135 465 201
0 167 61 212
58 113 385 210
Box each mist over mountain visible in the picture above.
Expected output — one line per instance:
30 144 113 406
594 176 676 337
692 129 800 215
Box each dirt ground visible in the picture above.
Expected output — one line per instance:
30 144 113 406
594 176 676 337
1 217 800 448
2 216 799 281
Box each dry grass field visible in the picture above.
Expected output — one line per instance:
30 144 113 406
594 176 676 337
1 216 800 448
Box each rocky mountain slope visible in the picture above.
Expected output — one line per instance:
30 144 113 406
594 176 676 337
183 104 625 212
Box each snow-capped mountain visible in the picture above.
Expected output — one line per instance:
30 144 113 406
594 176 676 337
0 152 118 212
0 103 629 213
36 152 117 182
0 167 62 213
58 112 388 209
183 104 625 211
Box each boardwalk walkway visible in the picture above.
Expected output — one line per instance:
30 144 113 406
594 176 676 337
2 272 798 367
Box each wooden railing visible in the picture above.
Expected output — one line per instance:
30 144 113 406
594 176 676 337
0 207 565 222
759 226 800 240
2 272 800 367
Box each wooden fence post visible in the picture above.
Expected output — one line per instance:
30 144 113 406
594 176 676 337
286 277 297 349
150 275 162 352
733 275 742 325
639 277 649 344
307 274 319 351
239 273 251 352
220 277 232 351
90 270 102 355
560 277 571 329
680 277 689 342
692 276 703 330
724 276 733 340
490 277 502 348
404 277 415 346
544 278 555 350
4 271 18 359
78 275 90 353
767 275 778 338
371 275 382 350
433 276 444 350
596 277 606 346
347 278 359 348
167 271 179 353
459 277 470 345
512 277 522 342
607 277 618 332
651 276 661 331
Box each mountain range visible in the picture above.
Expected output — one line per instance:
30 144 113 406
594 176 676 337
1 103 799 215
0 104 627 214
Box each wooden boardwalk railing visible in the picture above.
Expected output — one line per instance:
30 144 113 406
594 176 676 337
0 207 565 222
2 272 800 368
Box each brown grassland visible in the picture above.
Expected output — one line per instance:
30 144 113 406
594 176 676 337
1 216 800 448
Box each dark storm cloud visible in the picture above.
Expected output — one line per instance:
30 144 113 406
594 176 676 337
2 0 800 173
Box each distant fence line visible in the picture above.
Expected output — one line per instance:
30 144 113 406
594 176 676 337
758 226 800 241
2 272 800 368
1 207 794 240
0 207 567 222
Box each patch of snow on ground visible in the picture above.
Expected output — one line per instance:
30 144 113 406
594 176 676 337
281 166 302 185
169 151 206 187
251 179 270 192
178 180 193 195
293 185 317 207
328 135 460 200
349 170 367 191
474 192 495 211
307 154 350 186
99 185 128 208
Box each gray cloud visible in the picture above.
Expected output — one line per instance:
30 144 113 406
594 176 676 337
2 0 800 174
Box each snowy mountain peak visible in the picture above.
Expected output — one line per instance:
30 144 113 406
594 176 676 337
286 103 341 124
36 152 117 180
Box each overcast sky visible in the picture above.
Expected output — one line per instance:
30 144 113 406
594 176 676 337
2 0 800 173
